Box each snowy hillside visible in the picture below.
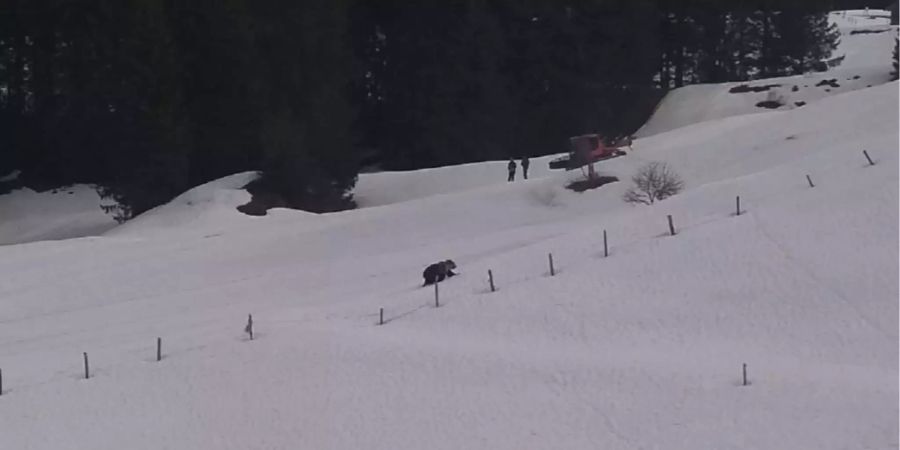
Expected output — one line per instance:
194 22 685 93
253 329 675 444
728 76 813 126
637 9 898 137
0 183 117 246
1 11 895 244
0 55 896 450
105 172 264 239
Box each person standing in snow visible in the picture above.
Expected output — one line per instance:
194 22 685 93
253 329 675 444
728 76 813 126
520 156 530 180
507 158 517 182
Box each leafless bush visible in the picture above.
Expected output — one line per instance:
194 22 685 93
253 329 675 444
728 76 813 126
623 162 684 205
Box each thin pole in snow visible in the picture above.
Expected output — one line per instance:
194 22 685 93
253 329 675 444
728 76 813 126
434 281 440 307
863 150 874 166
667 215 676 236
736 196 741 216
83 352 90 380
157 337 162 362
603 230 608 257
245 314 254 340
379 308 384 325
742 363 749 386
488 270 495 292
548 253 555 276
806 174 814 188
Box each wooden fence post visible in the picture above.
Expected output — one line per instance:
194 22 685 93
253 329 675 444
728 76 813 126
83 352 90 379
548 253 555 276
488 270 495 292
157 337 162 362
244 314 254 340
603 230 608 257
434 281 440 308
806 174 814 188
863 150 874 166
667 215 676 236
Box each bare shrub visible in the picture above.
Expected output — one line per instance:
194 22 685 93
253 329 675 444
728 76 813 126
623 162 684 205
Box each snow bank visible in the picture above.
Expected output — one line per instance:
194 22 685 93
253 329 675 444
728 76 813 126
105 171 261 239
354 155 566 207
0 169 21 183
0 184 118 246
636 10 898 138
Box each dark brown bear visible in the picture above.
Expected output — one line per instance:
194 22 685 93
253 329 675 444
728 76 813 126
422 260 457 286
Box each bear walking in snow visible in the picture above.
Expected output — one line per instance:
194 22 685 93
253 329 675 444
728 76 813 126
422 260 457 286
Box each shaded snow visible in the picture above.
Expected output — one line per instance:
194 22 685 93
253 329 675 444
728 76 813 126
0 169 21 183
0 185 117 246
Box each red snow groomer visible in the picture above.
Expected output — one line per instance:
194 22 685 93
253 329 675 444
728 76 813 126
548 134 631 172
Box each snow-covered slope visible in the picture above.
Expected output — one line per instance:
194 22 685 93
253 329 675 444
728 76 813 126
106 172 263 239
2 13 894 240
0 184 117 246
637 9 897 137
354 155 567 207
0 67 896 450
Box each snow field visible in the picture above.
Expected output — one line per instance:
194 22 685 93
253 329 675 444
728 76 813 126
0 73 896 449
0 9 897 446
